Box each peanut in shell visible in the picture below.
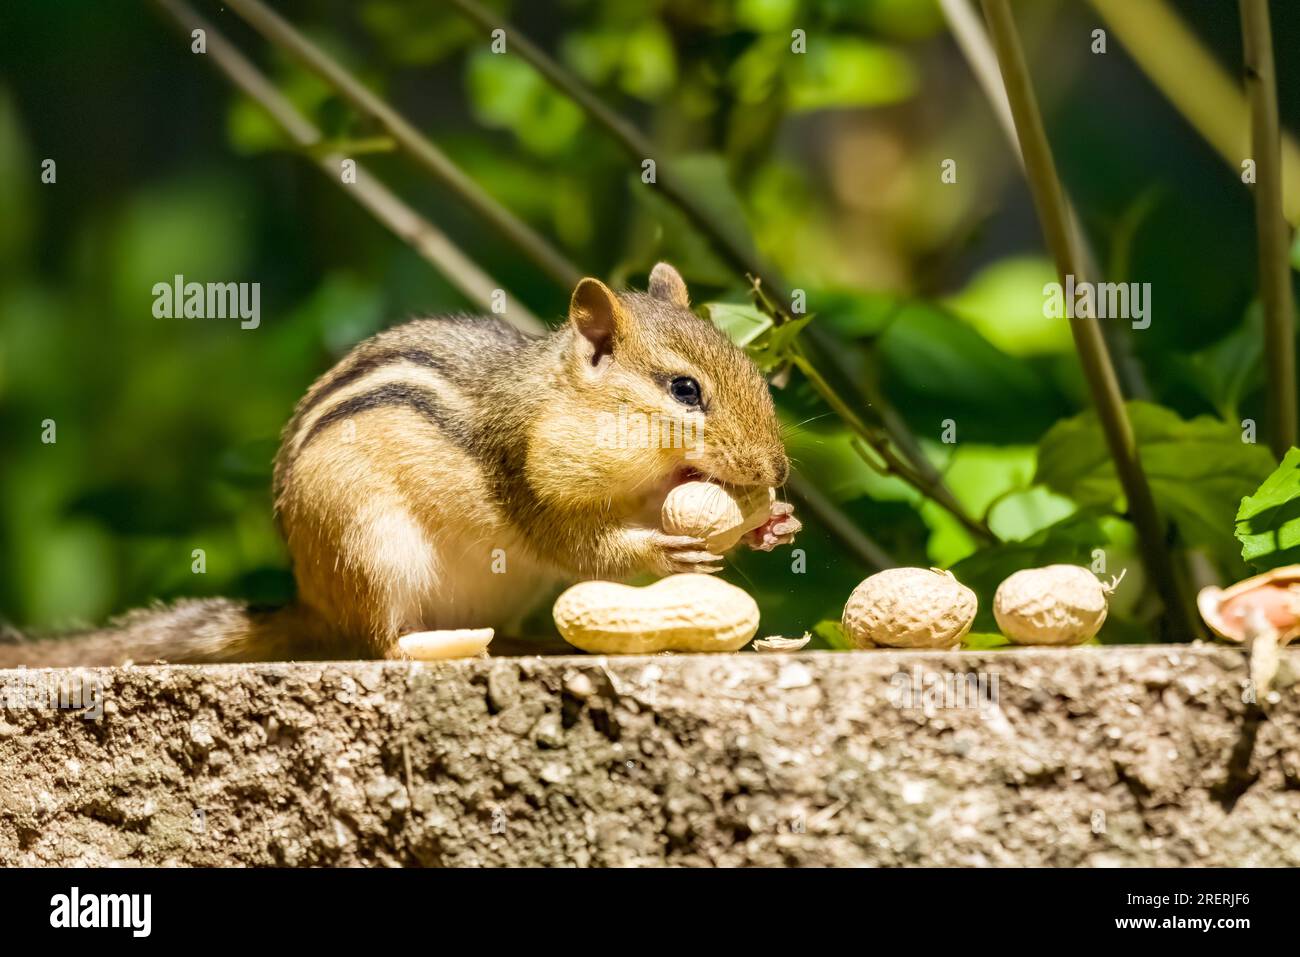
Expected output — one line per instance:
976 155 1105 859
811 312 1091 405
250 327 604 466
842 567 977 649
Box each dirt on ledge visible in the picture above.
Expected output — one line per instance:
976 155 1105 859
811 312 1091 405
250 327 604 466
0 645 1296 866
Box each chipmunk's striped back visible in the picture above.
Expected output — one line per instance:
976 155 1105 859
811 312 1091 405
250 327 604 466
274 316 539 503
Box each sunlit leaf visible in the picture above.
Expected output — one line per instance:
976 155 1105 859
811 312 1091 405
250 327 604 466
1235 447 1300 570
942 256 1073 356
962 632 1010 650
736 0 799 31
704 301 770 347
748 315 811 371
786 38 916 111
226 68 339 155
562 23 677 99
812 618 852 650
466 52 584 156
620 22 677 99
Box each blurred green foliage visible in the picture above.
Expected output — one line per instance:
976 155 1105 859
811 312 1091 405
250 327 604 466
1 0 1298 646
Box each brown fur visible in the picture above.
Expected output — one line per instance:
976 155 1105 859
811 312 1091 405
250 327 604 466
2 264 792 665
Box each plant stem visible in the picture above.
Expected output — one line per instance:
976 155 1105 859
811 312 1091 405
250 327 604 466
939 0 1149 400
151 0 544 333
787 473 895 571
791 348 994 542
980 0 1200 640
939 0 1018 149
443 0 982 529
1090 0 1300 225
220 0 584 290
1239 0 1297 458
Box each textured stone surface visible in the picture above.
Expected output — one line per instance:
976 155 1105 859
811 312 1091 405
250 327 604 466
0 645 1297 866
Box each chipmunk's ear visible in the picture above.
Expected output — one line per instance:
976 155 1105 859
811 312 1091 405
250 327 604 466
568 277 625 367
648 262 690 308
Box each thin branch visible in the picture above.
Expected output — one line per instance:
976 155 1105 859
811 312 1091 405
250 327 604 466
979 0 1200 640
152 0 544 333
790 348 994 542
749 276 995 540
1239 0 1297 457
787 473 894 571
443 0 981 532
220 0 583 290
1090 0 1300 226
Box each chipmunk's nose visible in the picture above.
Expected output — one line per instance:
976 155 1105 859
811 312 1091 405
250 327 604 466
771 454 789 486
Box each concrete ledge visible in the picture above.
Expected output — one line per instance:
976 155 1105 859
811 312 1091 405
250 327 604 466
0 646 1297 866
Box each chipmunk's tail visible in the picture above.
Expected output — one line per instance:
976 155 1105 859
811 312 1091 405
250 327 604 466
0 599 353 667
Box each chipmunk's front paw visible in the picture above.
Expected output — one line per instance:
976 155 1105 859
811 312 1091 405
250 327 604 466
646 531 725 575
746 501 801 552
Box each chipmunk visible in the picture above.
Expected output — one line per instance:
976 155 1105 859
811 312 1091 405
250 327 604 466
0 263 800 666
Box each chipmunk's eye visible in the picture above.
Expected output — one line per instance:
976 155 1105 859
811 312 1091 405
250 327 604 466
668 375 702 407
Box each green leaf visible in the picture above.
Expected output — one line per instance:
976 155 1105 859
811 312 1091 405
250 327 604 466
562 23 677 100
466 52 584 156
358 1 475 65
305 136 397 159
703 301 771 348
226 68 340 155
217 438 280 489
1235 447 1300 570
877 302 1069 443
812 618 853 650
736 0 799 31
702 301 809 372
814 290 905 339
786 38 916 111
962 632 1010 650
748 315 812 372
626 154 756 287
0 90 36 269
1035 402 1276 562
948 509 1110 633
942 256 1074 357
1178 302 1264 421
666 154 760 268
